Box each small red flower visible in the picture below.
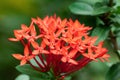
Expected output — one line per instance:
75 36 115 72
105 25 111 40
12 45 34 65
31 41 49 55
9 15 110 77
8 24 30 41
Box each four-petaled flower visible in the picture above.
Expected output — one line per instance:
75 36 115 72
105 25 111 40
12 45 34 65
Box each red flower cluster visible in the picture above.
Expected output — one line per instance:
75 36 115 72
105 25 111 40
9 15 110 76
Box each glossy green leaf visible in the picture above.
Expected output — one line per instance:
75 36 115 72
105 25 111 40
69 2 93 15
15 74 30 80
16 64 50 80
69 2 111 16
91 26 110 44
93 3 111 15
106 63 120 80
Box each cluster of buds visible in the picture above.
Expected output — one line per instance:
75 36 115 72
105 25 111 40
9 15 110 77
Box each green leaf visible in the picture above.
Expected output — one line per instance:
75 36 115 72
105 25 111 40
16 64 50 80
111 15 120 24
93 2 111 15
91 26 110 44
106 63 120 80
69 2 111 16
15 74 30 80
114 0 120 9
64 76 72 80
77 0 102 5
117 36 120 50
69 2 93 15
117 50 120 55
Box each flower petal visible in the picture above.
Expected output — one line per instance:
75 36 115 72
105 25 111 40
24 45 29 56
43 38 50 45
41 50 49 54
40 40 46 49
20 59 27 65
61 57 67 63
8 38 19 41
69 49 78 58
12 54 23 60
30 25 36 36
32 50 39 55
14 30 23 39
31 41 39 49
21 24 29 31
68 59 78 65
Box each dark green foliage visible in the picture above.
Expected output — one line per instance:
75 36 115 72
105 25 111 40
91 26 110 44
16 64 51 80
106 63 120 80
69 1 111 16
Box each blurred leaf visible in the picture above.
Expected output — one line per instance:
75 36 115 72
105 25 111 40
16 64 50 80
91 26 110 44
96 17 105 25
106 62 120 80
69 2 93 15
77 0 105 5
114 0 120 8
64 76 72 80
117 37 120 49
111 14 120 24
15 74 30 80
117 50 120 55
69 2 111 16
93 2 111 15
114 6 120 14
110 23 120 45
104 39 119 65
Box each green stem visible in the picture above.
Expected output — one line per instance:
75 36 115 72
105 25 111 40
109 31 118 50
109 31 120 60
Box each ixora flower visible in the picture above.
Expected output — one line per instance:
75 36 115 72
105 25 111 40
9 15 110 79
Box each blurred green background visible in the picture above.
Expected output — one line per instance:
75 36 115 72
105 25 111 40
0 0 119 80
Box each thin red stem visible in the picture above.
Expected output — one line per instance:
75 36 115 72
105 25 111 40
33 57 45 69
20 39 26 46
28 61 42 72
65 58 91 76
38 54 47 67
